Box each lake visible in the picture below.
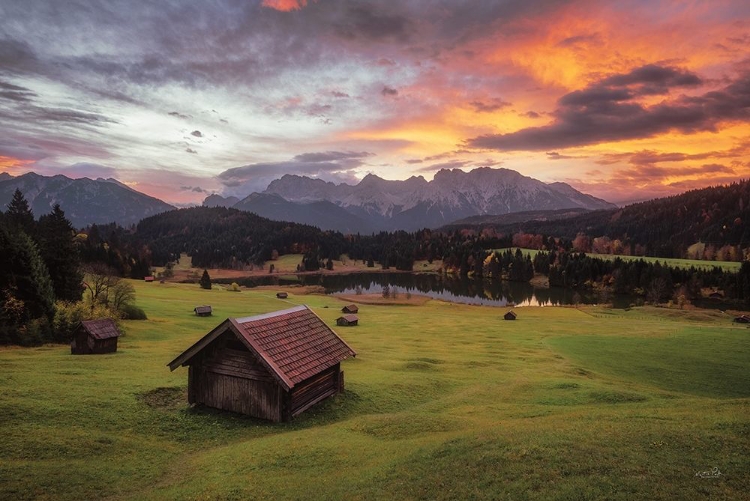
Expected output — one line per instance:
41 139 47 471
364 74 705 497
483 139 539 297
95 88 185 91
220 272 632 308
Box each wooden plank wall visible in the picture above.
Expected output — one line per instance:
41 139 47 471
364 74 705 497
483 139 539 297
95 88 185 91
289 364 339 417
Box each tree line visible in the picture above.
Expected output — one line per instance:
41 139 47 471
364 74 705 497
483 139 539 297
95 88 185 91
1 190 143 345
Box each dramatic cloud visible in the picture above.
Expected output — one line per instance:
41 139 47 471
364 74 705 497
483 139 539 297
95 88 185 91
467 64 747 152
1 0 749 204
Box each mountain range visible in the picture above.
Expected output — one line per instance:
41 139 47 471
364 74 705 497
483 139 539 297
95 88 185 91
0 167 614 231
0 172 175 228
211 167 615 232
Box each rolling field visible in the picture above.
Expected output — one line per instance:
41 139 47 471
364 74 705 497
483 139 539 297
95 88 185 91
1 281 749 500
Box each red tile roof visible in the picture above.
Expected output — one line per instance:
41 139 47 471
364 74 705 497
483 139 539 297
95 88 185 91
168 305 356 390
81 318 121 339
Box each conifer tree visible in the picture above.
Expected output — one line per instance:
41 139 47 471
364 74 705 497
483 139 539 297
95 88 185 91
6 189 35 234
37 204 83 302
199 269 212 289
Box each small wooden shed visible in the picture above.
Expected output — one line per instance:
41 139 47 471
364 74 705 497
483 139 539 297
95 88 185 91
276 292 288 299
341 304 359 314
504 310 517 321
167 305 356 422
336 314 359 326
194 305 212 317
71 318 122 355
144 276 154 282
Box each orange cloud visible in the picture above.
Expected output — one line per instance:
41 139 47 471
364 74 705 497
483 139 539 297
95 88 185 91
0 156 36 173
261 0 308 12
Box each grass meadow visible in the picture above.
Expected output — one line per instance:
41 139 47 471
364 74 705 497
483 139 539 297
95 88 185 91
1 280 748 500
497 248 741 272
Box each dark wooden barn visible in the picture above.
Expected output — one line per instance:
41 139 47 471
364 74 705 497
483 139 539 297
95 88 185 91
167 305 356 422
341 304 359 314
504 310 517 321
276 292 288 299
735 315 750 324
194 305 212 317
336 314 359 326
71 318 122 355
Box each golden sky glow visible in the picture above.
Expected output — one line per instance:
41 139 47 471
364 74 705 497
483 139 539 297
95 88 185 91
1 0 749 205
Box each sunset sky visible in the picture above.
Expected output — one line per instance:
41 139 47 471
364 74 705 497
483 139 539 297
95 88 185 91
1 0 750 205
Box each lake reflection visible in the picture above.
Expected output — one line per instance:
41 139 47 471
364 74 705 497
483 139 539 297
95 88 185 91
223 272 617 307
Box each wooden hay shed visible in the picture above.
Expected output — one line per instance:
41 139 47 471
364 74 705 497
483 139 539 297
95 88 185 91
504 310 517 321
336 314 359 326
167 305 356 422
276 292 288 299
194 305 212 317
71 318 121 355
341 304 359 314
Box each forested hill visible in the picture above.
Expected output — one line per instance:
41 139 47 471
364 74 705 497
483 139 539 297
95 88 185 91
448 180 750 258
136 207 348 268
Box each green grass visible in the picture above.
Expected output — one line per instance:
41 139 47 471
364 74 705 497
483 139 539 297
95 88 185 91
584 253 742 271
498 248 742 271
1 281 748 500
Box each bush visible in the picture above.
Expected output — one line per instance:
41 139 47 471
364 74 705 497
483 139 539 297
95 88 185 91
229 282 241 292
120 304 147 320
52 301 113 343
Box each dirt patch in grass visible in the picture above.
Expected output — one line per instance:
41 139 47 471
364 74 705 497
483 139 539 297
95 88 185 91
138 387 186 411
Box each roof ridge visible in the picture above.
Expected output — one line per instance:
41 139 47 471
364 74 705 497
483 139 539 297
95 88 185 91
235 304 307 324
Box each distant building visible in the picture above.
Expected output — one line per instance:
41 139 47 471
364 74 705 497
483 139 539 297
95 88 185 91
194 305 212 317
167 305 356 421
504 310 517 321
276 292 288 299
71 318 122 355
709 291 724 299
735 315 750 324
341 304 359 314
144 276 154 282
336 314 359 326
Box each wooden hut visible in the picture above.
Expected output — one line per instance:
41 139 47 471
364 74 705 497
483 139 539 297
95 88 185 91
341 304 359 314
194 305 212 317
336 314 359 326
167 305 356 422
504 310 517 321
276 292 288 299
734 315 750 324
71 318 121 355
144 276 154 282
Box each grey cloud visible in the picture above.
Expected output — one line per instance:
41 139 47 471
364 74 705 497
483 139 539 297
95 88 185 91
186 148 197 154
293 151 373 163
467 65 750 151
556 33 603 48
217 150 376 194
169 111 191 119
334 3 412 42
470 98 511 113
331 91 350 98
381 86 398 96
190 130 203 137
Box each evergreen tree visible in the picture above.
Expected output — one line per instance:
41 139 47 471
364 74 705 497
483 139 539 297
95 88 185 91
6 189 35 234
200 269 212 289
37 204 83 302
0 223 55 344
